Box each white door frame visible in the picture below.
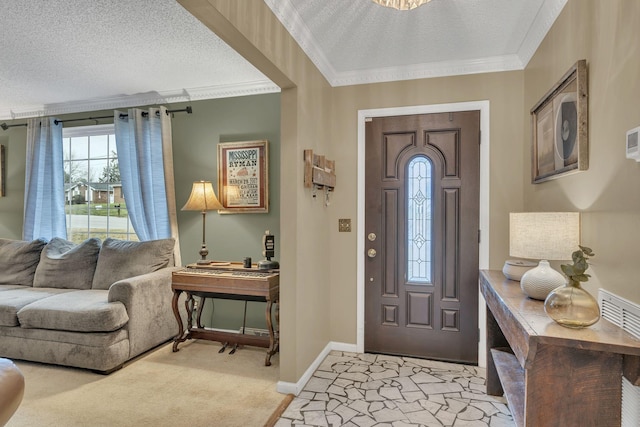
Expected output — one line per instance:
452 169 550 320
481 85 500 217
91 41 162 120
356 101 490 367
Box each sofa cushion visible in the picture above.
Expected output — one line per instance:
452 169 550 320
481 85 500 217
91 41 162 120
0 324 128 347
33 237 101 290
0 238 47 287
92 238 175 290
0 288 74 327
17 290 129 333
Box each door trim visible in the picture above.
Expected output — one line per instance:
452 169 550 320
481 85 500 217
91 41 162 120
357 101 490 367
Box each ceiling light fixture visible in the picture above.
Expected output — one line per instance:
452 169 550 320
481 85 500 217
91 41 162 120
371 0 432 10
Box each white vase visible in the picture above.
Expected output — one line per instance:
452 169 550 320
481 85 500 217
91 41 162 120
520 260 566 300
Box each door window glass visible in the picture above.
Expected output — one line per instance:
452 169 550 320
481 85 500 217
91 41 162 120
407 156 432 283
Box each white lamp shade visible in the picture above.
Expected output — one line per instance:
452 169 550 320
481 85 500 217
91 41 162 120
509 212 580 260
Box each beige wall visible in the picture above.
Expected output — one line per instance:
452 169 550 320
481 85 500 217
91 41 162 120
3 0 631 387
524 0 640 302
184 0 640 386
180 0 527 383
179 0 335 383
328 74 525 343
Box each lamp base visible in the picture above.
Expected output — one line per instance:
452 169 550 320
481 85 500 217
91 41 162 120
502 259 537 281
520 260 566 300
197 243 210 265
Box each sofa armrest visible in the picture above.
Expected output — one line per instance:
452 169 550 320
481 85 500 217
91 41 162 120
108 266 182 359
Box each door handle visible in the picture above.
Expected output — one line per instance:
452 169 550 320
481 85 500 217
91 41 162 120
367 249 377 258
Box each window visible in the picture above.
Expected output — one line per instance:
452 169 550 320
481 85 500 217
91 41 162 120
63 124 138 243
407 156 432 283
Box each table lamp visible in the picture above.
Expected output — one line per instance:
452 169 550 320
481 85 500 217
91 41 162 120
509 212 580 300
182 181 223 265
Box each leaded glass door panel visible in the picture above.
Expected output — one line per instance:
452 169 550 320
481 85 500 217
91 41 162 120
364 111 480 363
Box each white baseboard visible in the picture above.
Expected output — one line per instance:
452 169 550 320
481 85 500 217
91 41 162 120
276 341 358 395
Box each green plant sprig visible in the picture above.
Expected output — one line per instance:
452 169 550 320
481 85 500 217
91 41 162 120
560 245 594 286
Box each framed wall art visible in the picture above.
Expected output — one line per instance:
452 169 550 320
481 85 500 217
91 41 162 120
531 59 588 183
217 140 269 213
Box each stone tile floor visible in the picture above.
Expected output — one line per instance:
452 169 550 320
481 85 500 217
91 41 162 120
275 351 514 427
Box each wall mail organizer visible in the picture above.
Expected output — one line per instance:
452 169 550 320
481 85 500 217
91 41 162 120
304 149 336 190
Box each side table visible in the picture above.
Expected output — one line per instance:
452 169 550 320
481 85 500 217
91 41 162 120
480 270 640 426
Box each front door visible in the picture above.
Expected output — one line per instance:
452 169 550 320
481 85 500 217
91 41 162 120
364 111 480 364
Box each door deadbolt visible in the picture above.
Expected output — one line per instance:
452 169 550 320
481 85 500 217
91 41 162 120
368 233 377 241
367 249 377 258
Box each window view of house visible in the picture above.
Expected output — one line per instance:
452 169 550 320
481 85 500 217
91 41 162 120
63 124 137 242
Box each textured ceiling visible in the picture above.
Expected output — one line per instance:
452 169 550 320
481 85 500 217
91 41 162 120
0 0 278 120
1 0 566 121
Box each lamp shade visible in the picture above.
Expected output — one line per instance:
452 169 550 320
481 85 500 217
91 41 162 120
181 181 223 212
510 212 580 261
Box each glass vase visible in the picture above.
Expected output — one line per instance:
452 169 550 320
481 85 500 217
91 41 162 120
543 283 600 328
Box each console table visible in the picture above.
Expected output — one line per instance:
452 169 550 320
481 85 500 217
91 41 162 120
480 270 640 427
171 264 279 366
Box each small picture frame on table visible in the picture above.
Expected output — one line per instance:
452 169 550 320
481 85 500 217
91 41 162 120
217 140 269 213
531 59 588 183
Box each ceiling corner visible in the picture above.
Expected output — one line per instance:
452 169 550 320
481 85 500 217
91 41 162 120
516 0 568 68
264 0 339 86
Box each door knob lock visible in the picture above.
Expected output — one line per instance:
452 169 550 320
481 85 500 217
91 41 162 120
367 249 377 258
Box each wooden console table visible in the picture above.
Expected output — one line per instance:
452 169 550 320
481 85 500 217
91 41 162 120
171 264 279 366
480 270 640 427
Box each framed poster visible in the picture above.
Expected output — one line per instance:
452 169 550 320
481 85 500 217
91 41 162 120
531 59 588 183
217 140 268 213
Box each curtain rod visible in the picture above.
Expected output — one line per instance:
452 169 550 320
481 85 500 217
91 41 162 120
0 106 192 130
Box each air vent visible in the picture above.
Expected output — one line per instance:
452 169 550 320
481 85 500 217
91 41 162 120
598 289 640 427
599 289 640 340
623 378 640 427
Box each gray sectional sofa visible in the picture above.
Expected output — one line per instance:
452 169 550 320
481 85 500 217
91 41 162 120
0 237 180 373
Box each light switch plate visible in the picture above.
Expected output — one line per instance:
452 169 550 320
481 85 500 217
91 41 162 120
339 218 352 232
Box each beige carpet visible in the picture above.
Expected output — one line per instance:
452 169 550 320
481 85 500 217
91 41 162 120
8 340 283 427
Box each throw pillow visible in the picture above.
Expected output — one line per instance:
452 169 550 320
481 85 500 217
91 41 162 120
0 238 48 286
91 238 175 290
33 237 101 290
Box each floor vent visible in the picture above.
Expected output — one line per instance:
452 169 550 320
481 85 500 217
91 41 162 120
598 289 640 427
623 378 640 427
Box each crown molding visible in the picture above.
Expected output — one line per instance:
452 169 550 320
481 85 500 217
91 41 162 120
264 0 338 83
0 81 280 121
330 54 525 87
265 0 567 87
517 0 568 67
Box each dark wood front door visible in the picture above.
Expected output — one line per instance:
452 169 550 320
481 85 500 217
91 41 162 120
364 111 480 364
